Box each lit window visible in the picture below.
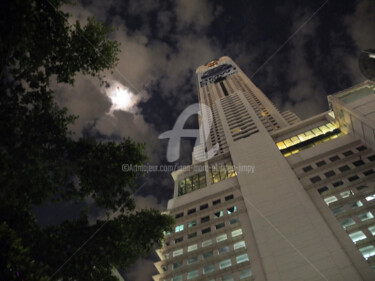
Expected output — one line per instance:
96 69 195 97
219 259 232 269
236 253 249 264
187 270 199 280
227 206 237 214
203 251 213 259
187 256 198 265
239 268 253 279
172 261 183 270
173 249 183 257
359 245 375 259
188 244 198 252
165 230 171 236
349 201 363 209
349 231 366 243
324 196 338 205
172 275 182 281
359 212 374 221
340 190 353 198
216 234 228 242
218 246 229 255
365 194 375 201
231 228 243 237
175 224 184 232
368 226 375 235
234 240 246 250
188 221 196 228
202 239 212 247
340 218 355 229
213 210 224 219
203 264 215 274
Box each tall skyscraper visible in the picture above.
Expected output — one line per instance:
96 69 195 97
153 56 375 281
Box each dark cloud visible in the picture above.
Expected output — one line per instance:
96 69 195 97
49 0 375 279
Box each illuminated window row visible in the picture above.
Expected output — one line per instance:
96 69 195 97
209 161 236 184
277 123 337 150
169 229 244 259
178 172 207 196
283 130 342 157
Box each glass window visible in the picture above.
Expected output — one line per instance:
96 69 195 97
365 194 375 201
219 259 232 269
368 226 375 235
202 227 211 234
202 239 212 247
173 249 183 257
318 187 328 194
324 170 336 178
230 218 239 224
201 216 210 223
359 212 374 221
216 234 228 242
236 253 249 264
200 203 209 210
175 237 183 244
302 165 313 172
173 261 183 270
340 218 355 229
203 251 213 259
213 210 224 219
348 175 359 182
188 244 198 252
227 206 237 214
232 228 243 237
188 208 196 215
333 181 344 187
187 270 199 280
359 245 375 259
324 196 338 205
218 246 229 255
199 172 207 188
338 165 350 172
187 256 198 265
234 240 246 250
188 220 196 228
188 232 197 239
203 264 215 274
216 222 225 230
353 160 365 167
350 200 363 208
332 206 345 216
222 274 234 281
349 231 366 243
340 190 353 198
343 150 354 157
316 160 326 167
225 194 234 201
178 179 186 196
329 155 340 162
310 176 321 183
175 212 183 219
213 199 221 205
172 275 182 281
239 268 253 279
175 224 184 232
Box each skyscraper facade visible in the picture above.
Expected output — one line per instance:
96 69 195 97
153 57 375 281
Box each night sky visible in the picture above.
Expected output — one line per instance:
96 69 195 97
36 0 375 280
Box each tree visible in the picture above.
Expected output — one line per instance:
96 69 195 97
0 1 173 280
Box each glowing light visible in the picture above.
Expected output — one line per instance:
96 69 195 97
104 80 140 113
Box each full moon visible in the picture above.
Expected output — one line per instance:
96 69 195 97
104 80 140 113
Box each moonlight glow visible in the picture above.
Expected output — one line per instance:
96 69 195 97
104 80 140 113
